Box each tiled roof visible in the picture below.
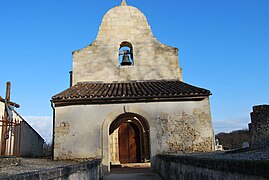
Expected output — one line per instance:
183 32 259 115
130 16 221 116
52 80 211 105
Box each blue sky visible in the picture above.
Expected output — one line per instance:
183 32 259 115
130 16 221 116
0 0 268 142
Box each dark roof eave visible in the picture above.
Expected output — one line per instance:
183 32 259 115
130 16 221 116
52 94 210 107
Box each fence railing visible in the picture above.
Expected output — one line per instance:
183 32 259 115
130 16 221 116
0 117 21 156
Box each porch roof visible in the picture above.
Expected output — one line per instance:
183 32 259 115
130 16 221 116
52 80 211 106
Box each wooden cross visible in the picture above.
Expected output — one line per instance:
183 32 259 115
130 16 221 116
1 82 19 156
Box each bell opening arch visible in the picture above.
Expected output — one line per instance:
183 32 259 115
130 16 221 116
119 41 134 66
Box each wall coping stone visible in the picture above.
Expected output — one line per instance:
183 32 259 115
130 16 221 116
1 159 101 180
157 154 269 178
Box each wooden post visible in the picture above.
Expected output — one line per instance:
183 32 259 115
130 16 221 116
6 82 11 101
1 82 11 155
69 71 73 87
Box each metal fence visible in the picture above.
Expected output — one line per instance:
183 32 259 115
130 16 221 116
0 117 21 156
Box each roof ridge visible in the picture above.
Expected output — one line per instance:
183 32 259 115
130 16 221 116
76 79 181 85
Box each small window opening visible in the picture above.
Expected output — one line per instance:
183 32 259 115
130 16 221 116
119 41 134 66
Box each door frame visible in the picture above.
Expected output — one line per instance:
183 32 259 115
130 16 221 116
102 109 156 174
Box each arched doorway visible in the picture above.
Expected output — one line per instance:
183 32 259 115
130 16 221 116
118 122 140 163
109 113 150 165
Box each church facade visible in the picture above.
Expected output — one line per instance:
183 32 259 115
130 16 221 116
52 1 214 173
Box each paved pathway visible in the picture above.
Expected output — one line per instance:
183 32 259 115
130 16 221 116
103 172 162 180
103 163 163 180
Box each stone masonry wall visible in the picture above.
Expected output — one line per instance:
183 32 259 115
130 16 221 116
53 99 214 162
72 5 182 84
0 100 4 117
0 101 4 145
12 111 44 157
249 105 269 148
20 121 44 157
156 98 214 153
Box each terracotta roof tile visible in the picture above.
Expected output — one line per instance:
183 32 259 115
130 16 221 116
52 80 211 105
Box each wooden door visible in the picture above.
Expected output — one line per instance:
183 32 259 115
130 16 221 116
118 123 137 163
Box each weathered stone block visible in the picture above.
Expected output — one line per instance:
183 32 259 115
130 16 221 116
249 105 269 148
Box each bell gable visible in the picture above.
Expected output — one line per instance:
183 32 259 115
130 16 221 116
72 4 182 84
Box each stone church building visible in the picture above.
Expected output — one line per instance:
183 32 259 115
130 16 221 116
52 0 214 173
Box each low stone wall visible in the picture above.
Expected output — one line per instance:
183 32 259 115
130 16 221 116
157 155 269 180
3 159 101 180
249 105 269 148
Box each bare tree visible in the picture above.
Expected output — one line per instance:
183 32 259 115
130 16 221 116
216 129 250 150
43 142 52 158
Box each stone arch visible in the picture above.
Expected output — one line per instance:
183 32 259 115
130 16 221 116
119 41 134 66
101 106 157 174
109 113 150 163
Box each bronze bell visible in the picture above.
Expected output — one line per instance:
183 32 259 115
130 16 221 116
120 52 132 66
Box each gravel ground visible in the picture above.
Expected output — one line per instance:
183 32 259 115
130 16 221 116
0 158 81 178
